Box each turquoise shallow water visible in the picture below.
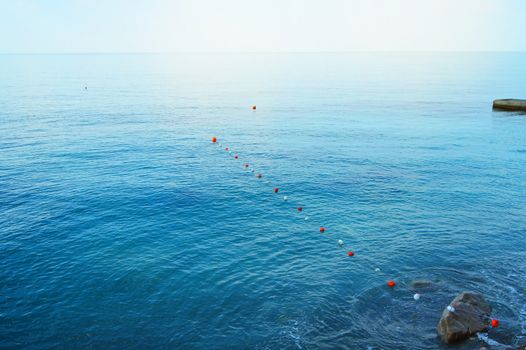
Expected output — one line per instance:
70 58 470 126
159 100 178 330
1 53 526 349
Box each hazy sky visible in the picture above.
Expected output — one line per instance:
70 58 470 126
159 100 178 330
1 0 525 53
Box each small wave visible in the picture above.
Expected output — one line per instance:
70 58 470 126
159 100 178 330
477 332 508 349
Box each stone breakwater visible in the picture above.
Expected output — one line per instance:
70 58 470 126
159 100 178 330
493 99 526 111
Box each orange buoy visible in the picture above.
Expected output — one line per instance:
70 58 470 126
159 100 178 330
297 207 302 212
320 227 325 233
212 136 217 143
252 105 256 110
234 155 238 159
348 251 354 257
491 319 499 328
274 187 279 193
387 280 396 288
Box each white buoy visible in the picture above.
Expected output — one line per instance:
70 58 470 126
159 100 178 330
374 268 380 272
338 239 343 246
283 196 288 201
413 293 421 301
447 305 455 313
304 216 309 220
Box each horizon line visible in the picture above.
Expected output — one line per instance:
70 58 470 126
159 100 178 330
1 50 526 55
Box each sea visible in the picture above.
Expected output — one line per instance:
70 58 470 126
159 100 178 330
1 52 525 349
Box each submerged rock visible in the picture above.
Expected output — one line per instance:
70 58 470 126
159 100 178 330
437 291 492 344
410 279 436 290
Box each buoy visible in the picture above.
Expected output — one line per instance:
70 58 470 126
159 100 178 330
374 268 380 272
257 173 262 179
225 147 229 151
413 293 421 301
491 319 499 328
252 105 256 110
283 196 288 201
447 305 455 313
274 188 279 193
212 137 217 143
348 251 354 257
305 216 309 220
234 155 238 159
387 280 396 288
245 164 249 168
320 227 325 233
338 239 343 245
297 207 302 212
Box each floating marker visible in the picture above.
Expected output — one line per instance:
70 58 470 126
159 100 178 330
252 105 256 110
387 280 396 288
225 147 229 151
348 251 354 257
305 216 309 220
212 137 217 143
234 155 238 159
283 196 288 201
274 188 279 193
447 305 455 313
257 173 262 179
320 227 325 233
413 293 421 301
491 319 499 328
245 164 249 168
297 207 302 212
374 268 380 272
338 239 343 246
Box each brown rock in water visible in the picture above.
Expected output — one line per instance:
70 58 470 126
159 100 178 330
437 292 492 344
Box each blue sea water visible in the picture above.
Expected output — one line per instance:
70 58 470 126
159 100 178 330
1 53 525 349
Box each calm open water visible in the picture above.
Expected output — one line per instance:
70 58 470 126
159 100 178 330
1 53 526 349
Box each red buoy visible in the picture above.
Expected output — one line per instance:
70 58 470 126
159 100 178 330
274 187 279 193
491 319 499 328
225 147 229 151
212 136 217 143
320 227 325 233
387 280 396 288
297 207 302 212
257 173 262 179
252 105 256 110
234 155 238 159
245 164 249 168
348 251 354 257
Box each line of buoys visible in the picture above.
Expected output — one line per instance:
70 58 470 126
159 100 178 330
211 135 510 329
